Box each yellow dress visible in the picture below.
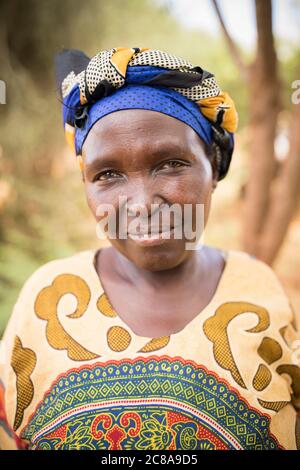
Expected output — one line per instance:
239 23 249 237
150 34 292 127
0 248 299 450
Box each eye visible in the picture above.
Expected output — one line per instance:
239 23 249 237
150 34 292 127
158 160 187 171
95 169 122 181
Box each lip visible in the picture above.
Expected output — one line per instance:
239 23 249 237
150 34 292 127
131 226 173 235
128 227 177 247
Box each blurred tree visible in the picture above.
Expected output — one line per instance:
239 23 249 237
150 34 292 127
212 0 300 264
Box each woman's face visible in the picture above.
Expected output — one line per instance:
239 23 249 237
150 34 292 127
82 109 217 271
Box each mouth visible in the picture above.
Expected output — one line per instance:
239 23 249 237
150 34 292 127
129 225 174 235
127 226 178 247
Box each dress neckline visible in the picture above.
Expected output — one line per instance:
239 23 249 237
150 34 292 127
88 246 232 340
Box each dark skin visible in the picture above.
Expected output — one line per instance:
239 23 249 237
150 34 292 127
82 109 226 338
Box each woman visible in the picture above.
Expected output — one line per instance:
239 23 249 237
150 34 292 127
0 47 299 450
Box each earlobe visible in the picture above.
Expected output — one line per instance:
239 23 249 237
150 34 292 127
212 179 218 192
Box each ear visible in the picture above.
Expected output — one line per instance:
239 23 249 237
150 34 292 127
212 177 218 192
210 151 219 191
203 141 219 189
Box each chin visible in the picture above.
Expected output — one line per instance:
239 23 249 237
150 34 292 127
124 240 188 271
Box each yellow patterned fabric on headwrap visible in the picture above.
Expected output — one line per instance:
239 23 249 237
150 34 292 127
198 91 238 134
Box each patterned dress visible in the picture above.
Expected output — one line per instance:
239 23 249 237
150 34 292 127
0 248 299 450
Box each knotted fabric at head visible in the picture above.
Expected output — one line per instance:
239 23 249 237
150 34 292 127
55 47 238 180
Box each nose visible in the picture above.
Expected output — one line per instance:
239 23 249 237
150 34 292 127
125 178 164 219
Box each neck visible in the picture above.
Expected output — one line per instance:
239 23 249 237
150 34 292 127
111 246 207 290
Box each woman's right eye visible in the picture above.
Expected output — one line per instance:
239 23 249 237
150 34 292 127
95 170 122 181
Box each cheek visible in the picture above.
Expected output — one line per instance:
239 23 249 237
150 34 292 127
84 183 119 220
195 171 214 225
84 182 98 216
165 165 213 206
172 165 213 226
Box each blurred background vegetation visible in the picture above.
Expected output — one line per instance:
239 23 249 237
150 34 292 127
0 0 300 336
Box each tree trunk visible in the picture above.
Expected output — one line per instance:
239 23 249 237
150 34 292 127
258 97 300 263
242 0 281 255
212 0 299 264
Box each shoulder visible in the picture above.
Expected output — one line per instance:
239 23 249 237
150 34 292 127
20 249 96 289
12 248 97 312
221 248 296 323
226 249 287 292
1 250 97 342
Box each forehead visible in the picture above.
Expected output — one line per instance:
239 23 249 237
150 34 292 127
82 109 204 159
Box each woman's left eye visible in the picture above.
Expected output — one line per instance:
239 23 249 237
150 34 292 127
159 161 185 170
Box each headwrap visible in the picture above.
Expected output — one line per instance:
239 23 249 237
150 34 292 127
55 47 238 180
